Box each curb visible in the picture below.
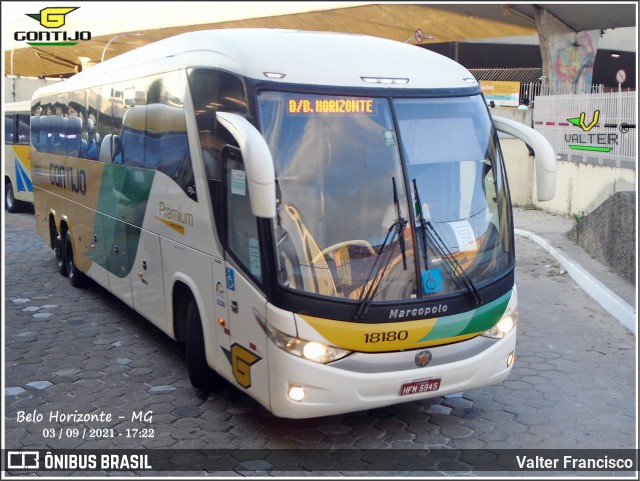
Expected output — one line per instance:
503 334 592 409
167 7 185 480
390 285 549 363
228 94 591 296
515 228 637 336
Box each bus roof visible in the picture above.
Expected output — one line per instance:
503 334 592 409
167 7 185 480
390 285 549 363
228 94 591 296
4 101 32 113
33 29 479 99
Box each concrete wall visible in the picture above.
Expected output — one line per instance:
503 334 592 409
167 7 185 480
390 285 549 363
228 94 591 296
539 161 636 216
491 106 533 128
501 137 535 207
5 76 62 103
567 191 636 284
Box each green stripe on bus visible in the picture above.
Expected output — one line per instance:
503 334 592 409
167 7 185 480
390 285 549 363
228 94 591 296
418 291 511 341
89 164 155 277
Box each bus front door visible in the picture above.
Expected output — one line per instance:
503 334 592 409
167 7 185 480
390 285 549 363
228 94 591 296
222 146 270 408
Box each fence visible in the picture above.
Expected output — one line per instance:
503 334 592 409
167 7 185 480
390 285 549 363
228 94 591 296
521 82 606 105
533 91 637 169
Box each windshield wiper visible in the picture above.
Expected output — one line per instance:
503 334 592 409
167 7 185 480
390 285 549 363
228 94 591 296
412 178 429 272
393 176 408 271
354 177 407 319
412 179 482 306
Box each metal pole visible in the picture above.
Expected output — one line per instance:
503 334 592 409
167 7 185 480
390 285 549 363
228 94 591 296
11 48 16 102
101 33 144 62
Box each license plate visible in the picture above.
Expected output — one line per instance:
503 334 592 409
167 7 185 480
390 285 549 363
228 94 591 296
400 378 441 396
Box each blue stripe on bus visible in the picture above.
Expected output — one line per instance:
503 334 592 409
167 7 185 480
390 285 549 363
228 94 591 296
15 158 34 193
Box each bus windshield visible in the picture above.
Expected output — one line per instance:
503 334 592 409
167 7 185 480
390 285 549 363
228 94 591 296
257 91 513 304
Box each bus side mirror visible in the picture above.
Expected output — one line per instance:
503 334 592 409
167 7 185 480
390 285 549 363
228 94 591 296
216 112 276 218
493 116 557 202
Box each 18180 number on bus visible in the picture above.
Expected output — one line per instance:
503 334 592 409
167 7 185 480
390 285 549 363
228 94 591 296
364 330 408 343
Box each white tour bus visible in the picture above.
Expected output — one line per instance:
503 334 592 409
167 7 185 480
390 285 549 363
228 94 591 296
30 29 556 418
4 100 34 212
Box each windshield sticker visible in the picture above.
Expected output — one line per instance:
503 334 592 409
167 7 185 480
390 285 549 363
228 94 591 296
249 238 261 277
449 220 478 252
383 130 397 146
226 267 236 291
216 282 226 308
231 169 246 196
422 269 443 294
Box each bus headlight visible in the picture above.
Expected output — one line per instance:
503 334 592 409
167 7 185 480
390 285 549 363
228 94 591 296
482 287 519 339
483 309 519 339
266 324 351 363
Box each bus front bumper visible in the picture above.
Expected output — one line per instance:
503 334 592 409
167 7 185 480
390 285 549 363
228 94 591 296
267 328 516 419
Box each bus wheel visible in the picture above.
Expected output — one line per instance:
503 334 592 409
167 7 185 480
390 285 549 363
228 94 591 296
185 298 218 391
64 231 87 287
55 234 67 276
5 180 20 213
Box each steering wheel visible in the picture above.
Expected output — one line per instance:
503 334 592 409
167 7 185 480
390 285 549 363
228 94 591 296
311 240 376 265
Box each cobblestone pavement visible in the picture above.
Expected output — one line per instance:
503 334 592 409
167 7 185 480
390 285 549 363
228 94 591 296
3 210 637 477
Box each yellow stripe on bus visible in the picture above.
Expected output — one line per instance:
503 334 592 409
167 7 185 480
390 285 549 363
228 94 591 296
298 314 439 352
154 216 185 235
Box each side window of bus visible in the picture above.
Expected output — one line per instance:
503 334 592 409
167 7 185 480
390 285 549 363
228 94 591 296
30 114 40 150
110 83 126 164
50 96 68 155
120 107 146 168
31 94 84 157
4 114 14 143
67 100 86 157
188 68 248 181
149 74 195 199
224 145 262 283
39 116 52 153
66 116 83 158
86 86 103 160
116 78 148 167
110 73 195 199
17 114 31 145
33 100 56 153
189 68 247 226
93 84 117 162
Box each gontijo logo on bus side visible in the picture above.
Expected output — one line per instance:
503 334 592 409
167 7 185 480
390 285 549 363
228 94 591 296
15 7 91 46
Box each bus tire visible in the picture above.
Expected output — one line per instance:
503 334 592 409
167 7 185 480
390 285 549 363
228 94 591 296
5 179 20 213
185 298 218 391
64 231 87 287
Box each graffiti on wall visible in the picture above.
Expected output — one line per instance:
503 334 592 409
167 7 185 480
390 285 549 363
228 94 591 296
549 30 600 91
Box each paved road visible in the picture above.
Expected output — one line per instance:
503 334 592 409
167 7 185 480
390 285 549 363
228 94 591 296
3 210 636 476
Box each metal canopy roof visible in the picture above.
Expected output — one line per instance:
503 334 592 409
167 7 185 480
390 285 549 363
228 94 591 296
4 3 637 79
429 3 637 33
505 3 637 31
468 67 544 83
